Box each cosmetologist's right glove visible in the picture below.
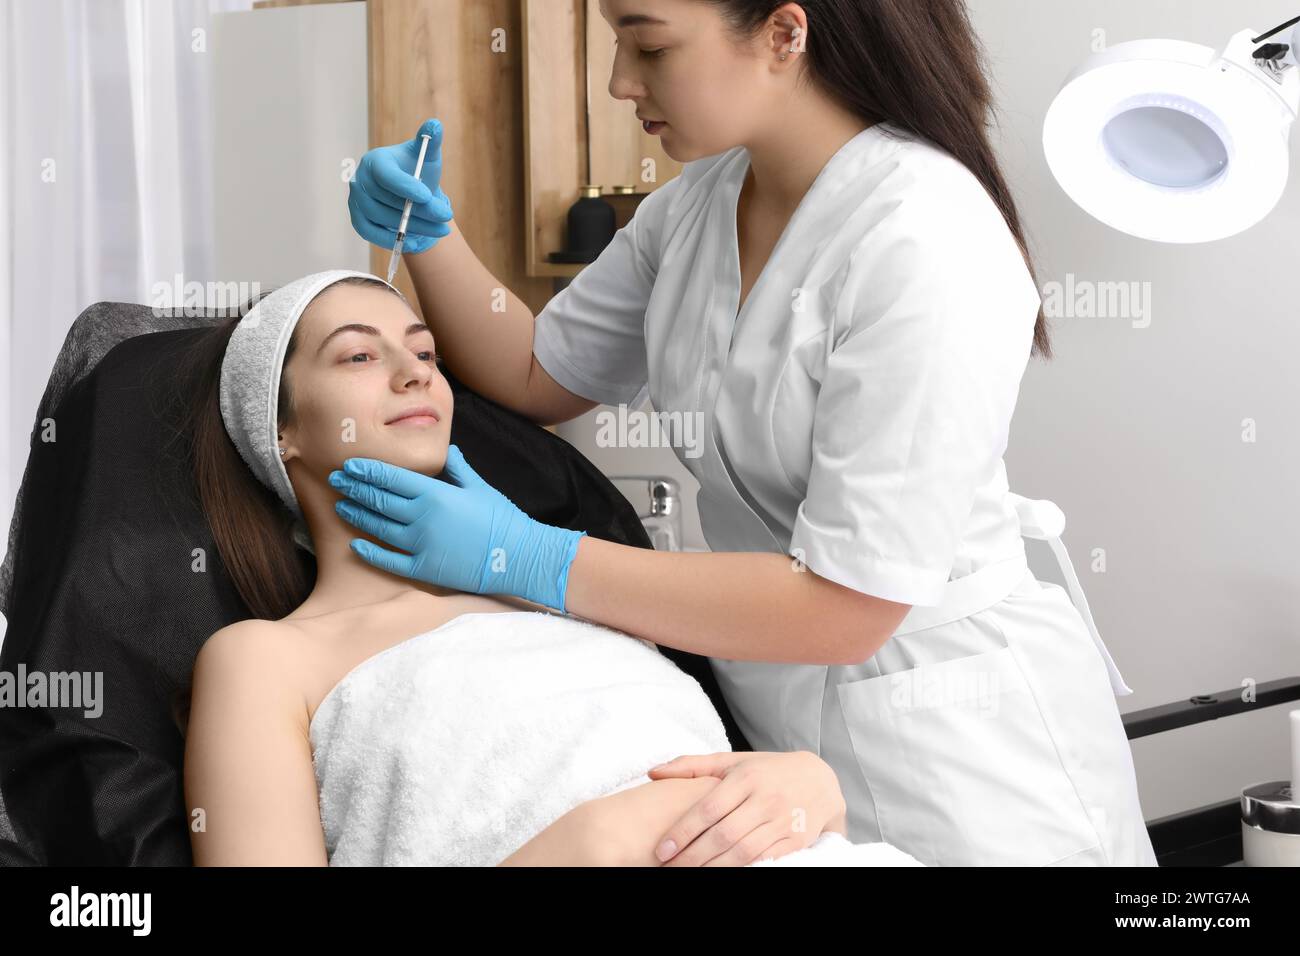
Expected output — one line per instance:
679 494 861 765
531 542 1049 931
348 117 454 254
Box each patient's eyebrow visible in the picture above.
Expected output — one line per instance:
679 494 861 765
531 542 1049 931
615 13 668 27
317 322 433 354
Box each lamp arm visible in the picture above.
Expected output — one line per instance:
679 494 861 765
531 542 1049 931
1251 14 1300 44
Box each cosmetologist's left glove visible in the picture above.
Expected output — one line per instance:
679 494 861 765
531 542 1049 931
327 444 585 612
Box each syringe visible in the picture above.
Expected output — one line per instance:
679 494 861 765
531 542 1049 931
386 132 433 285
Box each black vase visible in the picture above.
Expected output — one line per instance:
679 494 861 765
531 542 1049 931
564 185 616 261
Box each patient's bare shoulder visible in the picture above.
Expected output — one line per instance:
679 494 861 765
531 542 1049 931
194 619 309 727
186 619 328 865
198 617 300 667
201 616 291 645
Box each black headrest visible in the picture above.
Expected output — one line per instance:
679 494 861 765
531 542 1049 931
0 303 748 865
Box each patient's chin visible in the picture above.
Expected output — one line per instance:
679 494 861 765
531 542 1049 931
373 444 447 477
324 430 448 476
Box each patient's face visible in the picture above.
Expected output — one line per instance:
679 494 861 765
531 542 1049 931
278 282 453 480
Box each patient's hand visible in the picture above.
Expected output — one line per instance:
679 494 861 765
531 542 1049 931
644 751 848 866
499 776 725 866
501 752 847 866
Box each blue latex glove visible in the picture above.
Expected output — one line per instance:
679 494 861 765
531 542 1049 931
327 444 587 613
348 117 454 254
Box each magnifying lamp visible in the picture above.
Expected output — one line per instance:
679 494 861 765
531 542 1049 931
1043 16 1300 243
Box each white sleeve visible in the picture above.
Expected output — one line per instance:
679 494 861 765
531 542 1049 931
532 175 683 408
787 192 1042 607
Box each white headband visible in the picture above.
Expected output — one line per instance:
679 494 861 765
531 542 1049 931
218 269 406 554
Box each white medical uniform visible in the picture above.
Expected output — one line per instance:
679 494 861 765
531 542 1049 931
532 121 1157 866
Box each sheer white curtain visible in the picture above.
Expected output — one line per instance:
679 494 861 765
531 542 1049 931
0 0 253 639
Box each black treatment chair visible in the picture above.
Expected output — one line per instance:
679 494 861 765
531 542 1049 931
0 299 751 866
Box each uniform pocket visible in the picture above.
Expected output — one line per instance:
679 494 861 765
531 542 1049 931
836 646 1103 866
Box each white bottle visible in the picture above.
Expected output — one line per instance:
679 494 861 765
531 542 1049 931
1241 709 1300 866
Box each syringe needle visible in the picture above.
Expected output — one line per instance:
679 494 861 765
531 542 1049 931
386 237 404 284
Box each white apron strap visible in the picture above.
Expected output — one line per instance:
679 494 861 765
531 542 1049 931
1007 493 1134 697
891 552 1030 636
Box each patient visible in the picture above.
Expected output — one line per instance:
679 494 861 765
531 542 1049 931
180 271 884 868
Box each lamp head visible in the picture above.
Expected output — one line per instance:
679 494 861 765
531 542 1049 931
1043 29 1299 243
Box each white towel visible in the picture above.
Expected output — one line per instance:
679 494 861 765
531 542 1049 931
309 609 922 867
751 830 924 866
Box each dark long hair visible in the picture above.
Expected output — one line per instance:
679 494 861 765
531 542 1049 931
707 0 1051 359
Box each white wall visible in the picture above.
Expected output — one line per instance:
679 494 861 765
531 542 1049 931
211 1 370 285
558 0 1300 821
